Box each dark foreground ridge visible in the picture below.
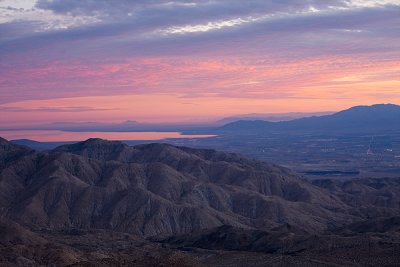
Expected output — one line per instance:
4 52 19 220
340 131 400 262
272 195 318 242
0 137 399 266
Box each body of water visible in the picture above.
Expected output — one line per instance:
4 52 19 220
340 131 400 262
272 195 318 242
0 130 216 142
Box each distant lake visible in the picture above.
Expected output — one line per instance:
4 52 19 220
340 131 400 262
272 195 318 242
0 130 216 142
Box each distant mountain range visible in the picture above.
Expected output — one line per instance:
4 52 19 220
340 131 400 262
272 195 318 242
216 111 334 124
3 104 398 136
219 104 400 134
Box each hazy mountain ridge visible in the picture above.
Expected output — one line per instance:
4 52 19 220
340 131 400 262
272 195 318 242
220 104 400 133
216 111 334 124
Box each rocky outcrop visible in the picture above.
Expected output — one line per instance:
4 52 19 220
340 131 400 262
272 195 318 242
1 138 352 237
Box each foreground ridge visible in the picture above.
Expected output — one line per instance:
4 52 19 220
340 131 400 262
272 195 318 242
0 137 399 266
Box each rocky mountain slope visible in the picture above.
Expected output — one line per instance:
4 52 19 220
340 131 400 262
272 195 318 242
0 137 353 236
0 137 399 266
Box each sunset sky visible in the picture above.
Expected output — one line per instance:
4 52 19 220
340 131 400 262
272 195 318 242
1 0 399 126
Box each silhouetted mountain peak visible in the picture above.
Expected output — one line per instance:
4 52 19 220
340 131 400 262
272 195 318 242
0 137 11 147
0 137 34 168
0 137 32 152
55 139 261 168
348 103 398 110
79 137 124 146
55 138 128 151
54 138 134 161
219 103 400 133
335 103 400 116
221 119 273 130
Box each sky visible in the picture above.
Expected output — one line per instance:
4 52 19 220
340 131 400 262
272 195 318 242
0 0 399 126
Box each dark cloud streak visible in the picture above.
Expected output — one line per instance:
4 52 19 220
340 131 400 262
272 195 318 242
0 106 117 113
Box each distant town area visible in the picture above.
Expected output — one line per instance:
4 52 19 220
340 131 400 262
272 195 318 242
164 132 400 180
